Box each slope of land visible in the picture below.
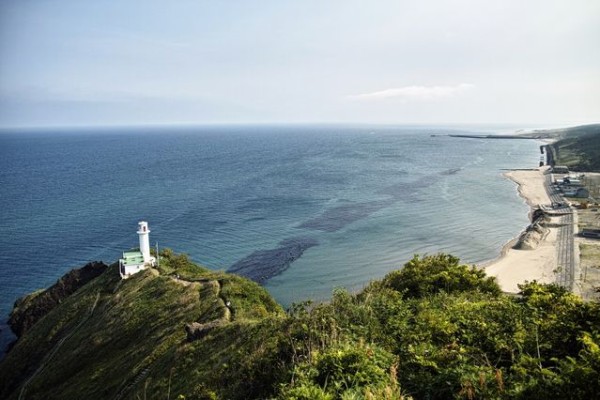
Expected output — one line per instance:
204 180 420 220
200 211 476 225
545 124 600 171
8 261 108 337
2 252 600 400
527 123 600 140
0 251 283 400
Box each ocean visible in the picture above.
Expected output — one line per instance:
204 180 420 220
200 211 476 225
0 124 540 352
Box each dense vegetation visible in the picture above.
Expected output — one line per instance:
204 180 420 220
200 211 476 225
1 253 599 399
548 124 600 171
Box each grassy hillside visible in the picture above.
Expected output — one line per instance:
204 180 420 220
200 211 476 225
547 124 600 171
0 251 283 400
1 253 599 399
8 261 108 337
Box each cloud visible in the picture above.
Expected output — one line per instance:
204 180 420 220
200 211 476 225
348 83 474 101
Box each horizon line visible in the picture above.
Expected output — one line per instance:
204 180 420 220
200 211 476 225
1 121 597 132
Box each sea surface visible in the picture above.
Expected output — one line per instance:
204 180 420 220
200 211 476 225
0 124 540 353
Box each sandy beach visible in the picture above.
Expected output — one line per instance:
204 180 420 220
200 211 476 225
483 167 559 292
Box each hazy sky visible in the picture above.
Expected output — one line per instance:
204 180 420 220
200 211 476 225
0 0 599 127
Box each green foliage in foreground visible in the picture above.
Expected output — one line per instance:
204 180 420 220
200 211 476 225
380 253 502 298
1 253 599 399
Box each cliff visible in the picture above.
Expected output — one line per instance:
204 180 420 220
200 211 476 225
1 252 599 400
8 261 108 337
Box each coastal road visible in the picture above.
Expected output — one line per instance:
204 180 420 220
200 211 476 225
545 174 576 290
556 213 575 290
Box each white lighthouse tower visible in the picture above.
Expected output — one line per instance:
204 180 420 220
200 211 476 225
119 221 157 279
138 221 152 262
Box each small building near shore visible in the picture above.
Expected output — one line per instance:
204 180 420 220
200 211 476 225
552 165 570 174
119 221 156 279
563 187 590 198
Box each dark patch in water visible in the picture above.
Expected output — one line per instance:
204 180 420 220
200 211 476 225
244 216 267 223
297 200 391 232
228 237 319 284
298 173 449 233
377 174 441 199
439 167 462 176
236 196 319 215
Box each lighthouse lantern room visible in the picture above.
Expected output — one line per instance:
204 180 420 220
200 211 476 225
119 221 157 279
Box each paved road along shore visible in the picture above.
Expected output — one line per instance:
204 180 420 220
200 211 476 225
545 174 576 290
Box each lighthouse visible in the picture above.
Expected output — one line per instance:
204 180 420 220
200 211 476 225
119 221 157 279
137 221 152 263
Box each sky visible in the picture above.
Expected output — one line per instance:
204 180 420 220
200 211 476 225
0 0 599 128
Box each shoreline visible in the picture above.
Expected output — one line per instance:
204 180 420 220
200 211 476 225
482 167 558 293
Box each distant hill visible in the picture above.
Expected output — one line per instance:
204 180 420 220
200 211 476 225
1 252 599 399
545 124 600 171
529 123 600 140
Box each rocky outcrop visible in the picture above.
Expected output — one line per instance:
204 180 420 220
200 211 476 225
8 261 108 337
185 320 226 342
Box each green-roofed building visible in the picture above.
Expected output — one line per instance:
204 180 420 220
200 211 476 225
119 221 156 279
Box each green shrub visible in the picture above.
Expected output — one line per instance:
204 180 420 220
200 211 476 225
280 342 402 400
382 254 501 298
